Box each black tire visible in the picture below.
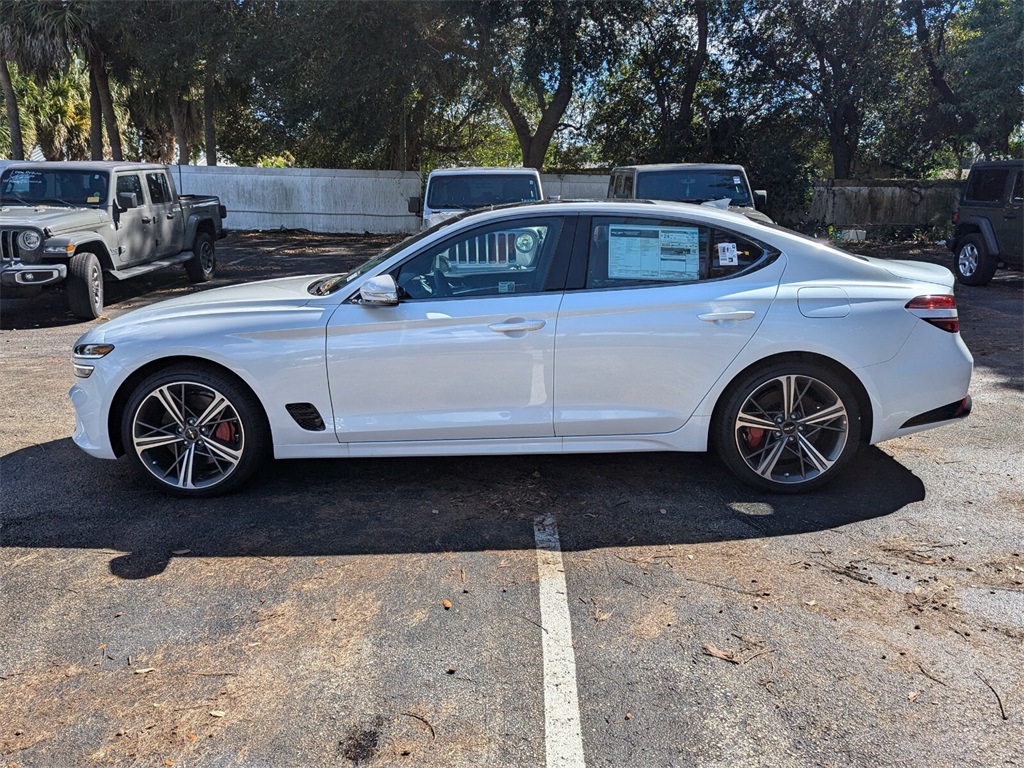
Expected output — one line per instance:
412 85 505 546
954 233 998 286
121 365 268 497
185 231 216 283
713 361 861 493
68 251 104 320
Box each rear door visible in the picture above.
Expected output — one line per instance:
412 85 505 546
145 171 185 258
996 170 1023 263
553 215 784 437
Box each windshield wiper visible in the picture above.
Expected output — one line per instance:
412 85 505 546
0 196 36 206
38 197 78 206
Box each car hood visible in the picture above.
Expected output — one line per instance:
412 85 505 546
97 274 328 332
875 258 955 289
0 205 108 230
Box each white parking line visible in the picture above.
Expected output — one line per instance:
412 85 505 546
534 512 586 768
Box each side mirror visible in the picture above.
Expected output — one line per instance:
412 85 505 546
408 196 422 215
359 274 399 306
117 192 138 210
754 190 768 209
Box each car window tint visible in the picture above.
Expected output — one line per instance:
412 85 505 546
393 216 564 300
1012 172 1023 203
964 169 1009 203
116 174 144 199
709 228 773 278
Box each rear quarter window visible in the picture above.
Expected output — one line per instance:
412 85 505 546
963 169 1009 203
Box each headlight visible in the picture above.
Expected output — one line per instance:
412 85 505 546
515 231 537 252
18 230 41 251
74 343 115 358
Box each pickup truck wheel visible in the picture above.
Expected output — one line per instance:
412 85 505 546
121 365 268 497
954 234 998 286
185 231 216 283
68 252 104 319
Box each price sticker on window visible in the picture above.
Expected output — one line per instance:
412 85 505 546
718 242 738 266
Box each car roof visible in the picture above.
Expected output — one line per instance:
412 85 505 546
968 159 1023 171
0 161 168 173
427 167 541 177
612 163 747 173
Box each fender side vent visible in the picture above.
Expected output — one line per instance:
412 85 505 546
286 403 326 432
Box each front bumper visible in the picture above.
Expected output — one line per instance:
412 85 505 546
1 262 67 287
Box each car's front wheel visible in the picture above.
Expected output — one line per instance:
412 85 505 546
713 362 861 493
68 251 104 319
954 233 997 286
121 365 267 496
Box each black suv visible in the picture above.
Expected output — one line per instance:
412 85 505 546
950 159 1023 285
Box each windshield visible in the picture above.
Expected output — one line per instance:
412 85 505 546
426 173 541 211
635 170 752 207
0 168 109 207
309 225 444 296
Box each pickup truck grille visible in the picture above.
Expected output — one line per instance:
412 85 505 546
0 229 17 265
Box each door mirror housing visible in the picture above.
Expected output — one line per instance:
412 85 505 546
359 274 399 306
116 192 138 211
754 190 768 209
408 196 422 215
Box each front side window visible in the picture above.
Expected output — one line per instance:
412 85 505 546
393 216 563 299
585 216 776 289
1011 172 1023 203
964 169 1009 203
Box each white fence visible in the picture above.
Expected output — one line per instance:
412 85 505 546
172 165 611 235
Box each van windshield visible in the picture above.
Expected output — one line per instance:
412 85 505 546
635 170 752 207
427 173 541 210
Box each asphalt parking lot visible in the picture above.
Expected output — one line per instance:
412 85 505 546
1 231 1022 767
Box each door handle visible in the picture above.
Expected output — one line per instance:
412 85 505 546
140 216 152 223
698 310 756 323
488 319 546 334
166 212 175 220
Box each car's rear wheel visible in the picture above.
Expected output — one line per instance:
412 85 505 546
954 234 997 286
121 365 267 496
714 362 861 492
185 231 216 283
68 251 104 319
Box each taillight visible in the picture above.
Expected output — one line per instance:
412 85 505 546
905 295 959 333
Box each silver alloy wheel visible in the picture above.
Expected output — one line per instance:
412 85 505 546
733 374 849 485
958 243 979 277
131 380 245 490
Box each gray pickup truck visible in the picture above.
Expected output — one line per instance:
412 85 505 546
0 161 226 319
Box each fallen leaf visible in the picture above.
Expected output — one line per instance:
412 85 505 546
172 549 191 555
442 599 452 610
908 691 919 702
702 643 740 664
209 710 226 718
133 668 156 675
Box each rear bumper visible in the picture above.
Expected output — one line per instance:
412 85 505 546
900 395 972 429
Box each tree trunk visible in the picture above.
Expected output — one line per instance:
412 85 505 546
89 69 103 160
0 54 25 160
203 68 217 166
169 96 188 165
91 57 122 160
495 68 572 170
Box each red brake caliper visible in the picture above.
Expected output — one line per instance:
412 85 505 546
744 428 765 449
214 422 237 444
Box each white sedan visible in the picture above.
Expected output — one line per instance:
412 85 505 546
70 201 973 496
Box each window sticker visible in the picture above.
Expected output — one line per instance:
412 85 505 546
607 225 700 281
717 242 738 266
733 176 742 186
498 281 516 293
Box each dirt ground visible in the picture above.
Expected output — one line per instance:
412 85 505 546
1 230 1022 767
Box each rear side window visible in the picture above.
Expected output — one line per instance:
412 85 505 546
146 172 171 204
1012 172 1023 203
963 169 1009 203
584 216 777 289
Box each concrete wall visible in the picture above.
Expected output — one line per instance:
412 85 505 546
173 165 422 234
795 178 962 232
172 166 611 235
172 165 957 236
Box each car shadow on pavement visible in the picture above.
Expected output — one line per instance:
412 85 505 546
0 438 924 580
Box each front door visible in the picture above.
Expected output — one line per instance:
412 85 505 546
325 215 570 443
113 173 153 266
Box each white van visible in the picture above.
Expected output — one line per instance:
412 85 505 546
607 163 772 223
410 167 544 229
